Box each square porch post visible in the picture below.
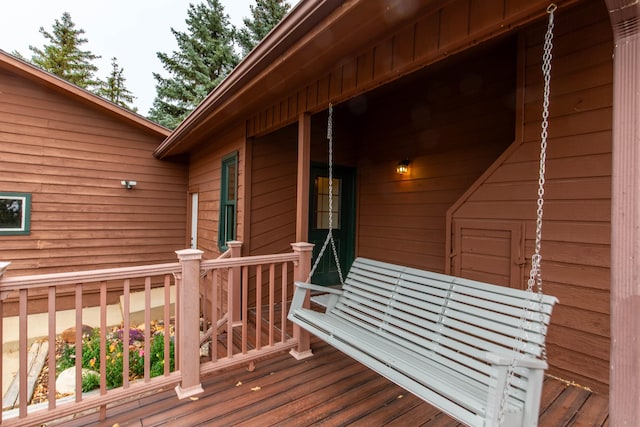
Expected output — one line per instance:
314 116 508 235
290 242 314 359
606 0 640 423
296 112 311 242
174 249 204 399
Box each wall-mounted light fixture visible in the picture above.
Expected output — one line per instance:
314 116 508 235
396 159 410 175
121 180 137 189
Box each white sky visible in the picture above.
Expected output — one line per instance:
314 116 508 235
1 1 297 116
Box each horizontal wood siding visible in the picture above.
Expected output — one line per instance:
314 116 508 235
188 125 246 258
449 0 612 393
0 69 187 276
355 40 517 272
248 125 297 256
248 126 298 306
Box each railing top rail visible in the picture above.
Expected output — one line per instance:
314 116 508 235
0 251 301 291
200 252 299 271
0 262 181 291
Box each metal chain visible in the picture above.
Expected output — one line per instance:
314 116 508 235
498 4 555 425
307 103 345 285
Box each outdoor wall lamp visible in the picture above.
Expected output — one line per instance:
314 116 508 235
121 180 137 189
396 159 410 175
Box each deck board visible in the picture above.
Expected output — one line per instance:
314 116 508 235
51 338 609 427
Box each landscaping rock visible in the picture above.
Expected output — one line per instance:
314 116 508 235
60 325 94 344
56 367 99 395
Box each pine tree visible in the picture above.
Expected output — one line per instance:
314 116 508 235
148 0 239 129
97 57 137 112
28 12 101 90
237 0 291 57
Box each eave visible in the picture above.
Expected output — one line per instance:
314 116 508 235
153 0 344 159
153 0 456 159
154 0 583 159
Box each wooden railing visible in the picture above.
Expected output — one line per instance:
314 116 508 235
0 242 313 426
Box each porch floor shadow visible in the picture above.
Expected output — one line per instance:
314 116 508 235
51 337 609 427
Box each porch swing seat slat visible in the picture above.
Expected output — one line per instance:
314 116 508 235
288 257 558 427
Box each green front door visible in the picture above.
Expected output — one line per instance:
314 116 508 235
308 164 356 285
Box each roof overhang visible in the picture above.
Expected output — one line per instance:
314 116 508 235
153 0 453 158
153 0 584 159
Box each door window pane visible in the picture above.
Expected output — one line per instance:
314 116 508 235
314 177 340 230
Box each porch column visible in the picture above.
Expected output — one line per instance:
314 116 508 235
227 241 243 324
605 0 640 424
290 242 314 359
174 249 204 399
296 112 311 242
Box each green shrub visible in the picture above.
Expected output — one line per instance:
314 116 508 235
57 326 175 391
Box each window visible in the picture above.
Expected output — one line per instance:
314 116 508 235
218 152 238 251
0 192 31 235
314 177 341 230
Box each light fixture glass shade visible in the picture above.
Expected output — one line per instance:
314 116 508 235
396 160 410 175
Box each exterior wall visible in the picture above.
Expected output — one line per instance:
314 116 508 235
355 39 517 272
449 0 612 392
0 69 188 276
188 125 246 258
248 125 298 256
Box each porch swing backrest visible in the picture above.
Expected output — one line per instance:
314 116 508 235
288 257 558 427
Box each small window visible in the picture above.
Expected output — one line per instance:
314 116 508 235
218 153 238 251
314 177 341 230
0 192 31 235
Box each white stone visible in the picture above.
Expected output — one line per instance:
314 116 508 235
56 367 100 395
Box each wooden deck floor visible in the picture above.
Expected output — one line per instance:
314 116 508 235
52 336 609 427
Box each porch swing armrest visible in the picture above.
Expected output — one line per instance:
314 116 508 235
293 281 343 295
290 282 343 314
484 352 548 370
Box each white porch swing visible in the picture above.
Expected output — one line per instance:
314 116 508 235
289 5 559 426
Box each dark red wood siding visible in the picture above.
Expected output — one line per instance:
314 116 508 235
449 0 612 392
0 68 188 276
354 40 518 272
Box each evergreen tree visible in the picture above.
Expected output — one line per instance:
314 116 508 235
237 0 291 57
28 12 101 90
148 0 239 129
97 57 137 112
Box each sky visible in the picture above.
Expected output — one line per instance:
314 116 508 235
0 1 297 116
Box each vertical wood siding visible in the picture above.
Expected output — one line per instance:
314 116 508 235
0 70 188 276
449 0 612 392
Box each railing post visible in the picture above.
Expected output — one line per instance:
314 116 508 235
289 242 314 359
174 249 204 399
227 241 243 324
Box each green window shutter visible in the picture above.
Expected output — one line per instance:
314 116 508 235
218 152 238 251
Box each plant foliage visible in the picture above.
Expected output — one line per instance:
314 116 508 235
57 325 175 391
28 12 101 90
148 0 239 129
237 0 291 57
97 57 137 112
